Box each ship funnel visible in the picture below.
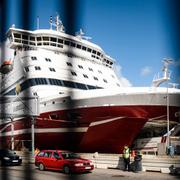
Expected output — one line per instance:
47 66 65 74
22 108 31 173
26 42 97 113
152 58 173 87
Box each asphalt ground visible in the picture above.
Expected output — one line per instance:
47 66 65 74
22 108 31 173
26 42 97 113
0 164 180 180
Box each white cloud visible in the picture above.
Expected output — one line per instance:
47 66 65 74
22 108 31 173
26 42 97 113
114 64 132 87
140 66 152 76
119 77 132 87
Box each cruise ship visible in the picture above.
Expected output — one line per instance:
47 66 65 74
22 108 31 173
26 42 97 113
0 16 180 153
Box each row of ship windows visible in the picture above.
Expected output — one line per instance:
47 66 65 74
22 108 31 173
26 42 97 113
5 78 103 95
24 66 108 83
14 33 101 55
12 33 114 65
29 56 115 78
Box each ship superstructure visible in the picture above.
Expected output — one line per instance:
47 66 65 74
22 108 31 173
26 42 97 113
0 17 180 153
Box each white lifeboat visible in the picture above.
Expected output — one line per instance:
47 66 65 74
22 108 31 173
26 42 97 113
0 60 13 74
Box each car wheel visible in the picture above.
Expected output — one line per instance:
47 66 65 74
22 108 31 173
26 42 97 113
39 163 45 171
63 165 70 174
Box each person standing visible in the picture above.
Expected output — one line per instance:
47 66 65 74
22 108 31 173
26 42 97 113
134 151 142 172
123 145 130 171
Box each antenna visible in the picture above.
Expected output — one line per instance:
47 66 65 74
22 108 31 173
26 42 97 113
37 16 40 29
49 16 53 30
152 58 173 87
162 58 173 69
55 15 59 31
51 14 65 32
75 28 92 40
162 58 173 79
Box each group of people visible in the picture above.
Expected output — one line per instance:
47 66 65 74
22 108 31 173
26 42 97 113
123 145 142 172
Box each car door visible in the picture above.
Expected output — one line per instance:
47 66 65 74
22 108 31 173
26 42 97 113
43 151 52 168
50 151 64 170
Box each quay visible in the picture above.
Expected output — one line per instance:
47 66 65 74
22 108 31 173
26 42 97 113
16 151 180 174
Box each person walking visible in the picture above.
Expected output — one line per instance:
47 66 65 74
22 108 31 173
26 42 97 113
123 145 130 171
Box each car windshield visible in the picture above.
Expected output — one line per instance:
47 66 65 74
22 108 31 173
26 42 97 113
0 149 16 156
61 152 80 159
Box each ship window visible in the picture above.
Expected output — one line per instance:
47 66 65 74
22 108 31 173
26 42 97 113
24 67 29 72
31 56 37 60
30 42 36 45
116 83 120 87
70 42 76 47
71 71 77 76
49 68 56 72
42 78 47 84
50 43 56 46
87 85 95 89
64 40 70 45
35 66 41 70
88 67 93 71
20 81 29 91
76 82 87 90
111 75 115 78
36 78 47 85
37 37 42 41
22 34 28 40
28 79 36 86
57 44 63 48
15 39 21 43
77 44 81 49
49 79 62 86
83 74 88 78
103 79 108 83
14 33 21 38
45 58 51 62
97 52 101 56
78 65 83 69
93 77 98 81
49 79 56 85
43 37 49 41
22 40 28 45
87 48 92 52
66 62 72 67
67 53 73 58
50 37 57 42
110 61 113 65
92 50 96 54
82 46 87 51
37 42 42 45
58 39 63 43
98 70 102 74
63 80 76 88
30 36 35 41
43 42 49 45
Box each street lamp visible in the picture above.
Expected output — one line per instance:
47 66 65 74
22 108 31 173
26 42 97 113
166 82 170 153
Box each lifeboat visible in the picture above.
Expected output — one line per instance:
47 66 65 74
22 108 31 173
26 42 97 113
0 60 13 74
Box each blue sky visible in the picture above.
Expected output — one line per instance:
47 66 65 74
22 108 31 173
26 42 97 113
2 0 180 87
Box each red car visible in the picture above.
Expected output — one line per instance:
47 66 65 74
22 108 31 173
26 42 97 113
35 150 94 174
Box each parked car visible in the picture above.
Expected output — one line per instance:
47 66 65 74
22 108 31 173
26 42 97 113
0 149 22 166
35 150 94 174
